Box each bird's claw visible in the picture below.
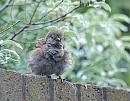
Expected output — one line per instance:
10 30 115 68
47 75 51 78
58 76 65 83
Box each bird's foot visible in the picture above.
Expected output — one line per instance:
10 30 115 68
58 76 65 83
47 75 51 78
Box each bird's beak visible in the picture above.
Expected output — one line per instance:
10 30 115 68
57 38 61 41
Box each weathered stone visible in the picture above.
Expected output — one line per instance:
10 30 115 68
24 75 49 101
0 69 23 101
54 80 76 101
0 69 129 101
79 84 104 101
105 87 128 101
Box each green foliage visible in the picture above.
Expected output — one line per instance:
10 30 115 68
0 0 130 88
0 40 23 70
63 8 130 87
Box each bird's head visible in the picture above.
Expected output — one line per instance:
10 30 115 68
45 30 64 49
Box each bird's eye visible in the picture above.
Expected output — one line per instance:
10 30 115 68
51 36 54 39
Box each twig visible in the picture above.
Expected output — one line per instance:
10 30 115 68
10 1 41 40
0 20 20 34
10 25 29 40
31 5 81 25
39 0 64 20
7 3 33 7
10 0 16 34
24 0 27 21
10 1 88 40
0 0 13 13
25 18 64 31
6 1 47 7
29 1 40 24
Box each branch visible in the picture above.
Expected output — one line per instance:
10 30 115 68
10 1 41 40
29 1 40 24
10 2 88 40
0 0 13 13
39 0 64 20
0 20 20 34
25 18 65 31
10 25 29 40
31 5 81 25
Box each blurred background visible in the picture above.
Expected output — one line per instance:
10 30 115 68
0 0 130 88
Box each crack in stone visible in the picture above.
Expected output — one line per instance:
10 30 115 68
48 78 54 101
0 85 2 100
103 87 107 101
128 91 130 101
76 84 81 101
22 75 26 101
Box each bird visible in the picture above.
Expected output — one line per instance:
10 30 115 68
28 30 71 80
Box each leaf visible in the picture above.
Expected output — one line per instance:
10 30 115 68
3 40 23 50
71 0 80 2
123 43 130 49
81 0 89 4
114 22 128 32
91 2 111 12
15 43 23 50
0 40 3 45
0 59 7 64
0 49 20 60
64 31 75 35
0 53 6 64
120 36 130 42
111 14 130 23
100 2 111 12
60 26 70 32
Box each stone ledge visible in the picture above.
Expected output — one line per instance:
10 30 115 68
0 69 129 101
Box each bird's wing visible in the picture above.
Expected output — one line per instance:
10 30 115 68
35 38 46 48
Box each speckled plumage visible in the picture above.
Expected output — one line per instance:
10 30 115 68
28 30 71 77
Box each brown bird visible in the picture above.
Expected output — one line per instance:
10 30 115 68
28 30 71 79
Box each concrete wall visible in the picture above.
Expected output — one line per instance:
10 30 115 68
0 69 129 101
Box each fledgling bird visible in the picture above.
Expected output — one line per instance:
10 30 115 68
28 30 71 79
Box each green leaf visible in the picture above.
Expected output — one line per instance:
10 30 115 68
0 49 20 60
0 59 7 64
111 14 130 23
0 40 3 45
91 2 111 12
15 43 23 50
123 43 130 49
81 0 89 4
3 40 23 50
71 0 80 2
60 26 70 32
114 22 128 32
101 2 111 12
64 31 75 35
120 36 130 42
98 2 111 12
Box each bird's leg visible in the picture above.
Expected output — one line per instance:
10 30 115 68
41 73 45 76
47 75 51 78
58 76 64 83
